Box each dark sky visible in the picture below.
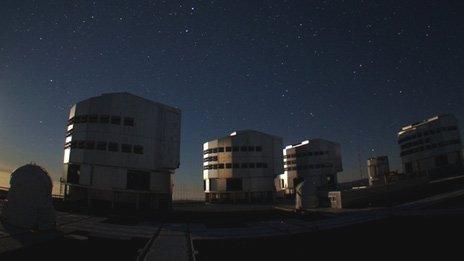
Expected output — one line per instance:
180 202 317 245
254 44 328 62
0 0 463 194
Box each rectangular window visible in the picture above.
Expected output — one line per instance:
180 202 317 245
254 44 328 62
108 142 119 152
126 170 150 191
67 164 80 184
212 164 218 169
100 115 110 123
218 163 225 169
133 145 144 154
111 116 121 125
248 163 255 168
78 140 86 149
218 147 224 152
124 117 134 126
80 115 88 123
232 146 239 152
89 114 98 123
233 163 240 168
121 144 132 153
209 178 218 191
225 146 232 152
256 162 263 168
86 140 95 150
240 146 248 152
97 141 107 151
248 146 255 151
226 178 242 191
255 146 262 151
212 148 218 153
241 163 248 168
226 163 232 169
262 163 268 168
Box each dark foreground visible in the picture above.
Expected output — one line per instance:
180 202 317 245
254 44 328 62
2 194 464 260
194 214 464 260
0 236 147 260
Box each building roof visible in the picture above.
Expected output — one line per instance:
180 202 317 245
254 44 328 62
74 92 181 113
398 114 456 136
284 138 339 149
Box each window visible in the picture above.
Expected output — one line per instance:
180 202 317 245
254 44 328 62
233 163 240 168
121 144 132 153
126 170 150 191
232 146 239 152
262 163 268 168
248 146 255 151
70 141 78 149
255 146 262 152
256 162 263 168
240 146 247 152
80 115 88 123
218 163 225 169
124 117 134 126
97 141 107 151
100 115 110 123
226 178 242 191
89 114 98 123
134 145 144 154
108 142 118 151
86 140 95 150
209 178 218 191
226 163 232 169
218 147 224 152
111 116 121 125
248 163 255 168
78 140 86 149
241 163 248 168
226 146 232 152
280 179 285 189
212 148 218 153
67 164 80 184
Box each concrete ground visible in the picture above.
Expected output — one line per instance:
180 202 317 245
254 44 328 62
2 188 464 260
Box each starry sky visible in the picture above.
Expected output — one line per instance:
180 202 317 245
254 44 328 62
0 0 463 196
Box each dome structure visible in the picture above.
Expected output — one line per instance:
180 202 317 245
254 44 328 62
1 164 56 230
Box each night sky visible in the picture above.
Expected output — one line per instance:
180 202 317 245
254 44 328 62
0 1 463 196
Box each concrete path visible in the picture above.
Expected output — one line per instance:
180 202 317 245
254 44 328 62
143 223 192 261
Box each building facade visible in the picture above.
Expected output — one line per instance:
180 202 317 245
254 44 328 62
398 114 463 178
203 130 283 202
62 92 181 210
367 156 390 186
276 139 343 196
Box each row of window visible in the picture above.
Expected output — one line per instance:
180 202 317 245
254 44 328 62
284 163 334 171
204 156 218 162
401 138 432 150
400 139 461 156
206 178 243 191
65 140 144 154
398 125 458 144
203 162 269 170
284 151 330 159
69 115 135 127
204 146 263 154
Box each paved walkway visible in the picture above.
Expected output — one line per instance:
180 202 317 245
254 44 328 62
143 223 192 261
